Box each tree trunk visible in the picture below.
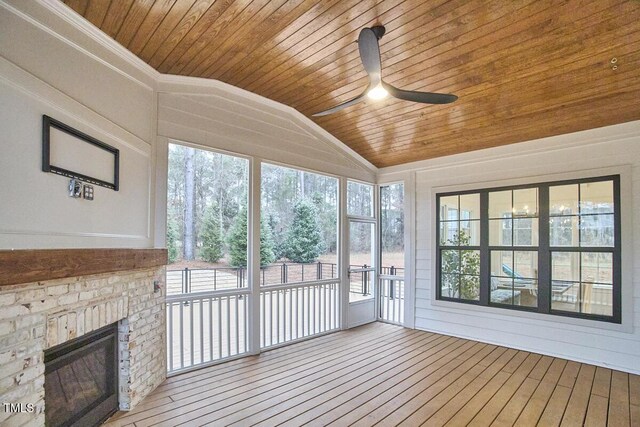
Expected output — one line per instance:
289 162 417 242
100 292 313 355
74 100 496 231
183 147 196 260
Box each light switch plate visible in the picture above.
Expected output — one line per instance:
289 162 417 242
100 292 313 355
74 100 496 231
83 185 94 200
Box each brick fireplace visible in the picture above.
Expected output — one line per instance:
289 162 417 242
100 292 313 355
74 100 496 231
0 249 167 426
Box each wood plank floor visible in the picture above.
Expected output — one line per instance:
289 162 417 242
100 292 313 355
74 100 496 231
105 323 639 426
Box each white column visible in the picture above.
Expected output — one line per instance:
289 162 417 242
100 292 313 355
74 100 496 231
248 158 262 354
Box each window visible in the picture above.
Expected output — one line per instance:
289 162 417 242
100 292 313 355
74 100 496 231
166 143 249 293
439 193 480 301
436 175 621 323
380 183 404 275
260 163 338 285
347 181 374 217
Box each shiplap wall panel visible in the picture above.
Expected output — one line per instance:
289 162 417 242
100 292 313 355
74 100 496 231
398 122 640 374
157 91 376 182
0 3 154 249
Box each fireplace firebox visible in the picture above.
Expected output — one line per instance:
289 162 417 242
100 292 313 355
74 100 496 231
44 322 119 427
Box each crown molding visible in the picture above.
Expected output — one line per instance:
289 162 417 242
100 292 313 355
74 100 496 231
35 0 160 83
378 120 640 175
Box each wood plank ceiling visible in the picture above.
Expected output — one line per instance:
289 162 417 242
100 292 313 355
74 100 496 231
62 0 640 168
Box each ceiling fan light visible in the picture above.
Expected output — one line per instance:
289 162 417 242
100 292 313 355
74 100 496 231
367 84 388 100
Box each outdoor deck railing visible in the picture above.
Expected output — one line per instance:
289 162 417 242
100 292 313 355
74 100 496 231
167 262 401 296
166 262 403 373
260 280 340 348
379 277 405 325
166 289 249 374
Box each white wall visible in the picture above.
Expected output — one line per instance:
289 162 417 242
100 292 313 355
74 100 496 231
156 76 376 183
0 0 156 249
380 121 640 374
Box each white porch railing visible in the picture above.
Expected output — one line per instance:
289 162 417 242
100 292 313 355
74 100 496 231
379 276 404 325
166 289 249 374
260 280 340 348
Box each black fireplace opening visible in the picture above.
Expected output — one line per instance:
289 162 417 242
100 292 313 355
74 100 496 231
44 322 119 427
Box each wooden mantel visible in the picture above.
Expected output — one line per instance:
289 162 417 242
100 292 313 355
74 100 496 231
0 248 167 287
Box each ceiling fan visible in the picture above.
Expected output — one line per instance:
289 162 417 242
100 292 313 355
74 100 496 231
312 26 458 117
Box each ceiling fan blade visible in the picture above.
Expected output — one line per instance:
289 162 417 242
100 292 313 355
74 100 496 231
383 82 458 104
311 91 368 117
358 28 382 78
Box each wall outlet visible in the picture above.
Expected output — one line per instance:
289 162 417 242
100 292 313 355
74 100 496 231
83 185 94 200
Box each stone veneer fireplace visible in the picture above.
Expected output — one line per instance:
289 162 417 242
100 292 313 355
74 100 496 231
0 249 167 426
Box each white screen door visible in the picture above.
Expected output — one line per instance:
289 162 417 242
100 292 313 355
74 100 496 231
347 219 376 327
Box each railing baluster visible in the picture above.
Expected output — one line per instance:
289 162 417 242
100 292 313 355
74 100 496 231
235 296 239 355
179 301 184 370
288 288 292 342
190 298 194 365
199 299 204 364
226 296 231 357
209 297 213 362
168 302 173 372
295 287 299 339
276 289 280 344
268 291 273 346
305 287 310 337
217 297 222 360
261 292 265 348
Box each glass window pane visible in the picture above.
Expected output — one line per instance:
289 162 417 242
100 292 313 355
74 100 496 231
490 219 512 246
490 250 513 278
490 284 517 305
460 220 480 246
513 188 538 217
552 252 580 282
441 250 460 273
460 193 480 220
581 252 613 284
441 274 459 298
440 195 459 221
349 221 374 302
459 275 480 301
440 221 458 246
261 164 338 286
514 251 538 279
581 282 612 316
551 281 579 312
550 216 579 246
580 181 614 214
550 184 578 216
516 279 538 308
380 183 404 274
460 250 480 276
489 190 512 219
580 214 614 247
166 144 249 293
514 218 538 246
347 181 373 217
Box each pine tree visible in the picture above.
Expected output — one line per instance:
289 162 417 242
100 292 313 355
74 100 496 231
200 203 224 263
260 218 276 266
167 218 179 263
228 207 248 267
228 207 276 267
285 199 324 263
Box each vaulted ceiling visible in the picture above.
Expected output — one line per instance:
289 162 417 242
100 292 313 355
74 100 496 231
61 0 640 168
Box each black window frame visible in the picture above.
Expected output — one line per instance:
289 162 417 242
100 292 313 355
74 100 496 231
435 175 621 324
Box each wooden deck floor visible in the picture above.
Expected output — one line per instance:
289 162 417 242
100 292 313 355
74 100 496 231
106 322 639 426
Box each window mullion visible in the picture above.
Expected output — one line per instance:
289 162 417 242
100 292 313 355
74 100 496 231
538 185 551 314
480 191 489 305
